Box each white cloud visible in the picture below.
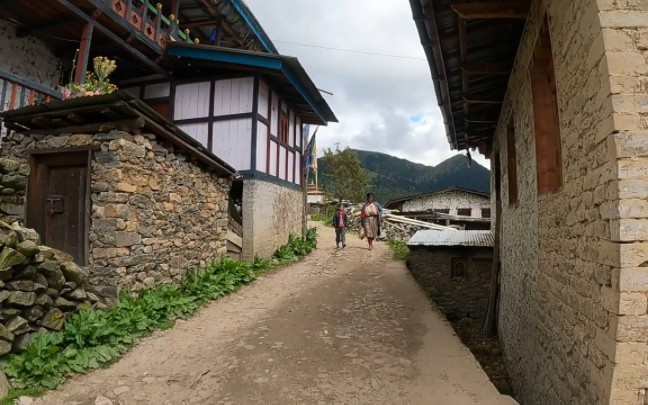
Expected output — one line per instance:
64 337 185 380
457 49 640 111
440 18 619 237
244 0 490 170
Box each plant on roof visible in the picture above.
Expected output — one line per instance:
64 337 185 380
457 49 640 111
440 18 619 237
61 54 118 100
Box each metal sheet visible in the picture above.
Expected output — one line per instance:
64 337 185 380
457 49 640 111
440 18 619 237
407 230 494 247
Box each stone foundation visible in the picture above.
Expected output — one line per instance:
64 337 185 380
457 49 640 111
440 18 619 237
0 130 231 296
241 179 303 260
407 247 492 322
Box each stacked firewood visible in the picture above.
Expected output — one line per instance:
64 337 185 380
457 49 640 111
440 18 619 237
343 205 456 241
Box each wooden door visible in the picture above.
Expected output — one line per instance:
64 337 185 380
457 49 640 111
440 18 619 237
26 151 90 265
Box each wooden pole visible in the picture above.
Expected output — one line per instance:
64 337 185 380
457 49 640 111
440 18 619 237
484 156 502 337
74 22 94 84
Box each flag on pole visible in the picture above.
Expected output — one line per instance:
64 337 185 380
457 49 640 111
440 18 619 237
302 124 310 152
303 128 318 185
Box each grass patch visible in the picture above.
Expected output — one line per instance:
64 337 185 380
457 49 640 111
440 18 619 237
0 228 317 403
388 239 409 261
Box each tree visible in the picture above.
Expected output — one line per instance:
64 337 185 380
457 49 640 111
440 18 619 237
322 146 368 203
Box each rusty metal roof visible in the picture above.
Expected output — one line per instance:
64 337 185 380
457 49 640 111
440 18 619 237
408 230 494 247
408 0 529 154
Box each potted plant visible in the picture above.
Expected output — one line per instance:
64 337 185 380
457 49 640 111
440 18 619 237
61 54 118 100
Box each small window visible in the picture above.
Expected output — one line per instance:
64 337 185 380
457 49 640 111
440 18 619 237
451 257 467 280
279 113 289 143
457 208 471 216
532 16 562 195
434 209 450 214
481 208 491 218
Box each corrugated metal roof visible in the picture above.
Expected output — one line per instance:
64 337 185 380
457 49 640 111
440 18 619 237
407 230 494 247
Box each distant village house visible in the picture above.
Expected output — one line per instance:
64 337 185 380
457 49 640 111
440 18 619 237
385 187 491 230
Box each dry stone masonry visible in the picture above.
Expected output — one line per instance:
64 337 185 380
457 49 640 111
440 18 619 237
0 221 106 355
1 130 231 298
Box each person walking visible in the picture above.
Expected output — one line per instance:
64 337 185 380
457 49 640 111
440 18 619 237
360 193 382 250
333 203 348 248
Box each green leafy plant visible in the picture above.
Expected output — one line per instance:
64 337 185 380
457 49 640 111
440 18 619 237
62 55 118 99
388 239 409 261
0 229 317 403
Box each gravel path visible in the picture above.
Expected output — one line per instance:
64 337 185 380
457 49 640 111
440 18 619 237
34 224 515 405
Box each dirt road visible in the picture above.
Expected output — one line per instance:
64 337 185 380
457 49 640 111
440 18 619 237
34 224 515 405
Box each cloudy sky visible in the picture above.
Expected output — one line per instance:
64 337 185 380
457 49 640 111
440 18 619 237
244 0 489 169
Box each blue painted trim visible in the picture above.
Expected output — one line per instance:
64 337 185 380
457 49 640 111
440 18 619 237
229 0 278 54
167 46 327 123
239 170 302 191
279 66 327 125
167 46 283 70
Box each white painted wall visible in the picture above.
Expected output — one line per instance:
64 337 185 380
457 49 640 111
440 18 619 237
214 77 254 116
279 146 287 180
256 122 268 173
213 118 252 170
288 111 295 147
178 123 209 148
174 82 210 119
269 140 278 176
287 151 294 183
270 91 278 136
401 190 490 218
258 80 269 118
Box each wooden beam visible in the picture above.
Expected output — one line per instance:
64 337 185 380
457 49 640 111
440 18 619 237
58 0 167 77
181 17 220 29
461 63 511 75
451 2 528 20
463 96 504 105
198 0 245 47
74 22 94 84
27 118 146 135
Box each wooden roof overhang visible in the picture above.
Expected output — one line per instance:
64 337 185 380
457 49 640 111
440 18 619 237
409 0 529 155
0 0 277 81
167 43 338 126
0 91 237 177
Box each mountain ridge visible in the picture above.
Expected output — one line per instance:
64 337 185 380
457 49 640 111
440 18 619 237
317 149 491 203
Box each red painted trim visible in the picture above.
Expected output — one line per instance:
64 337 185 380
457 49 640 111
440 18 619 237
9 84 17 109
28 90 36 106
74 22 94 83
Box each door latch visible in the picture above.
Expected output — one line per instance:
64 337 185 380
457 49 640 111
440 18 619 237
46 195 64 216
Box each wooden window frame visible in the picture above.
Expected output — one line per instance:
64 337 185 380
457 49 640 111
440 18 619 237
278 112 289 144
507 118 518 205
481 208 492 219
531 16 562 196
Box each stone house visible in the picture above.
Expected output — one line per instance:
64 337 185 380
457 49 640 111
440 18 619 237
410 0 648 403
407 230 493 323
0 1 335 262
385 187 491 230
0 93 236 299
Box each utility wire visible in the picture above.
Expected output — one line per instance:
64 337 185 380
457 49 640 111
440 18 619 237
272 39 427 61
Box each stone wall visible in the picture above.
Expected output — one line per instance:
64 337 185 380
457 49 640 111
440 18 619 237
0 19 62 89
0 131 231 297
491 0 648 403
242 179 303 260
407 247 491 322
0 222 106 355
402 190 490 218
